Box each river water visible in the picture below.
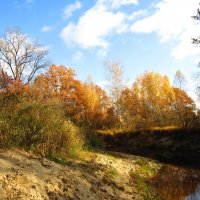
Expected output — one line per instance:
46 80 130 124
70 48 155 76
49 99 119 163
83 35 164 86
150 165 200 200
185 185 200 200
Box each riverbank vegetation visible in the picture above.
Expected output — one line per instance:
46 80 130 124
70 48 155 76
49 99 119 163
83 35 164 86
97 127 200 166
0 29 200 160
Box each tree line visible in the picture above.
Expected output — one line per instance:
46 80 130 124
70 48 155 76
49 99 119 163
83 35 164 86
0 29 199 156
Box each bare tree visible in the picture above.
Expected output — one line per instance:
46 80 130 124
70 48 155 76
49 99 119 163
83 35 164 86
192 6 200 95
174 70 186 90
192 6 200 44
105 61 124 124
0 29 48 88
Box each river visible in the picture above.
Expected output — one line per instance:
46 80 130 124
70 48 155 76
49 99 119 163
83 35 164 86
98 129 200 199
150 165 200 200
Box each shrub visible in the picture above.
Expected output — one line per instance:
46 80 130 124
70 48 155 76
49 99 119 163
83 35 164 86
0 99 85 157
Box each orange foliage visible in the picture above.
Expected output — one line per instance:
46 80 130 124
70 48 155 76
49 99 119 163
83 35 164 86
31 64 112 129
172 88 196 127
120 71 175 128
0 70 29 99
1 64 196 130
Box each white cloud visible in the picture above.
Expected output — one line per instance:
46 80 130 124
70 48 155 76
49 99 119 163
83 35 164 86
111 0 138 8
96 80 110 89
63 1 81 19
98 0 138 9
41 26 53 33
185 77 200 107
127 10 147 20
171 25 200 60
60 6 125 48
60 0 133 50
72 51 84 61
131 0 200 60
97 79 131 91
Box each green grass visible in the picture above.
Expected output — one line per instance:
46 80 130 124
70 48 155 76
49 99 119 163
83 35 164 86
106 167 119 177
130 171 159 199
136 159 160 176
48 156 73 166
129 158 161 199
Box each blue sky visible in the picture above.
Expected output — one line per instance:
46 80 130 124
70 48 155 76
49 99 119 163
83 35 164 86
0 0 200 101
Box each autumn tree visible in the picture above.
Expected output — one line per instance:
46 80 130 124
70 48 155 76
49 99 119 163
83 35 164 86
121 71 175 128
119 87 141 128
74 82 103 127
33 65 111 129
105 61 124 126
0 29 48 99
38 64 77 99
33 64 82 117
172 88 196 127
67 79 112 129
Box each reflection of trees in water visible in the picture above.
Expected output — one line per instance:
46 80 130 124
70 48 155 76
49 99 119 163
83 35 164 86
150 165 200 200
186 185 200 200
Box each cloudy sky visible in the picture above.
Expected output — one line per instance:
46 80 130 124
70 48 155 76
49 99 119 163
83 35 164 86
0 0 200 100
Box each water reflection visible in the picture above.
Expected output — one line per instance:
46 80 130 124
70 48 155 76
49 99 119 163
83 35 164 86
185 185 200 200
150 165 200 200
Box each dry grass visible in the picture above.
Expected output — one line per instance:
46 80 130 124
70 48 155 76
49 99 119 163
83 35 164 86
96 128 132 135
96 126 180 136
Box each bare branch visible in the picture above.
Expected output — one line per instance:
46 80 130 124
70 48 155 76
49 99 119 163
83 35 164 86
0 29 49 87
192 8 200 20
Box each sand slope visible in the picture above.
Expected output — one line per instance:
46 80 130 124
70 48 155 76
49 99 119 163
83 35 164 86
0 149 158 200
